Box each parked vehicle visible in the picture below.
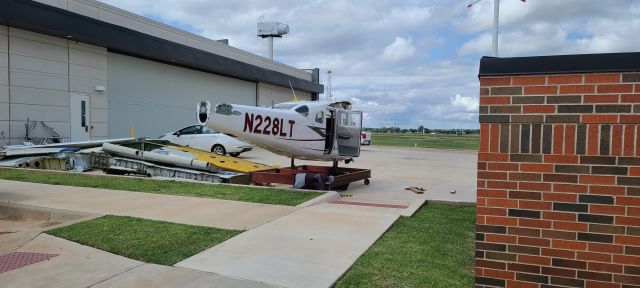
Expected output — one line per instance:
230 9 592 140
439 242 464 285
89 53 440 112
361 131 372 145
159 125 252 156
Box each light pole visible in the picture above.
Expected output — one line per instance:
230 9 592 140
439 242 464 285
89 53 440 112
492 0 500 57
467 0 526 57
257 21 289 60
326 70 333 102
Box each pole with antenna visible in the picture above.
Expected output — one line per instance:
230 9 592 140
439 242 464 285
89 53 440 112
257 17 289 60
326 70 333 102
288 81 299 102
467 0 526 57
492 0 500 57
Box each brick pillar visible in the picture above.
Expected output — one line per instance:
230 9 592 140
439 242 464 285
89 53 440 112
476 71 640 287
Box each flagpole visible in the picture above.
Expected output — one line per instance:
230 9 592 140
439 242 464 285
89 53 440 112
493 0 500 57
469 0 525 56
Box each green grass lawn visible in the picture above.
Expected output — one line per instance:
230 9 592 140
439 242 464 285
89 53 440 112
47 215 241 265
370 133 479 150
0 168 319 206
336 204 476 288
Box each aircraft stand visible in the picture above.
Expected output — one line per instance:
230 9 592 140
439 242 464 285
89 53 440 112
250 165 371 191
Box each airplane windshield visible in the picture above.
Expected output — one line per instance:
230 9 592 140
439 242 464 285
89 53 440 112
177 125 200 135
202 127 217 134
295 105 309 116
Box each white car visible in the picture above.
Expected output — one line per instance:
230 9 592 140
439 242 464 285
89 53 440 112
159 125 253 156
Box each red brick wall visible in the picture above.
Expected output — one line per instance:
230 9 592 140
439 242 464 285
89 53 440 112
476 72 640 287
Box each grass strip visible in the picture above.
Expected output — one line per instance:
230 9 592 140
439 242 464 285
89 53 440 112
370 133 479 150
47 215 241 265
336 204 476 288
0 168 320 206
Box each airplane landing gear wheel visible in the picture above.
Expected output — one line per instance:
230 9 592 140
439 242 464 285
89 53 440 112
364 179 370 185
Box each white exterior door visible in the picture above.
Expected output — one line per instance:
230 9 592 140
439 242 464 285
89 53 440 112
70 94 91 141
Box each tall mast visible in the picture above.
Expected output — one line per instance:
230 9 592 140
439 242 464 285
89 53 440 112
326 70 333 101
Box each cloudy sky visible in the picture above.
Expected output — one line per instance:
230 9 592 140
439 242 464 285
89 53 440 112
101 0 640 129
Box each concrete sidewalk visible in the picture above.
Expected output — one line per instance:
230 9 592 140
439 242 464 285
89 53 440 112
0 201 404 288
1 234 274 288
0 180 296 230
0 202 99 253
1 234 144 288
177 203 399 288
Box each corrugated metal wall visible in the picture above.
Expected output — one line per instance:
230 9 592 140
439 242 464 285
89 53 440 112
0 26 108 144
257 82 311 107
0 25 9 143
107 52 256 138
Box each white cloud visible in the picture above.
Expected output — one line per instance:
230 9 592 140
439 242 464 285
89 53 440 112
382 37 415 62
459 23 569 56
456 0 640 57
375 7 432 28
458 33 491 56
451 94 479 113
574 17 640 53
98 0 640 129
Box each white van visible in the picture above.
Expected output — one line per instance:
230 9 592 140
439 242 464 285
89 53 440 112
360 131 372 145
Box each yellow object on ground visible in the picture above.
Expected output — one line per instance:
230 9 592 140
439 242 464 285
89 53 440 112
168 145 272 173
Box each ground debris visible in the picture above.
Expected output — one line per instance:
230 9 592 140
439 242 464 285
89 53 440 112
405 187 425 194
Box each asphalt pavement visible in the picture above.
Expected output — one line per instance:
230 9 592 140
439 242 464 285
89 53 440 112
242 145 477 204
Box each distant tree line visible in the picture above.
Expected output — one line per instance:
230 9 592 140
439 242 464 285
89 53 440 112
363 126 479 135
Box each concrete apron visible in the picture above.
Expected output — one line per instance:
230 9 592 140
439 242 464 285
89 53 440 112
177 203 400 288
0 180 296 230
241 146 477 205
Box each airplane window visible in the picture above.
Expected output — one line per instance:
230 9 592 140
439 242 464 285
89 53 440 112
315 111 324 123
340 113 349 126
338 113 361 127
351 113 362 127
295 105 309 117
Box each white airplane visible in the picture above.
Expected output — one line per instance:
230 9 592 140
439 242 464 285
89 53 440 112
196 100 363 166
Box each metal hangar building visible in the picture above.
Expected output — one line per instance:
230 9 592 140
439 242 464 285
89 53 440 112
0 0 323 144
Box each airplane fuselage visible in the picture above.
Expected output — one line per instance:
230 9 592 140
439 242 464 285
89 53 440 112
197 101 362 162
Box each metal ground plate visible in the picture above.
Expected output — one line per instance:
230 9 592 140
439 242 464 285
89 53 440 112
0 252 58 273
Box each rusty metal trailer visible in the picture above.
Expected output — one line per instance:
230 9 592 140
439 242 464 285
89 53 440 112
250 165 371 190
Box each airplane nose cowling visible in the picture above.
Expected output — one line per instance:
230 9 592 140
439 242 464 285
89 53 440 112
197 101 210 125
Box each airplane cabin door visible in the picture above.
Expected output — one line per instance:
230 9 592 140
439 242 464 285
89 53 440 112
336 110 362 157
70 93 91 141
